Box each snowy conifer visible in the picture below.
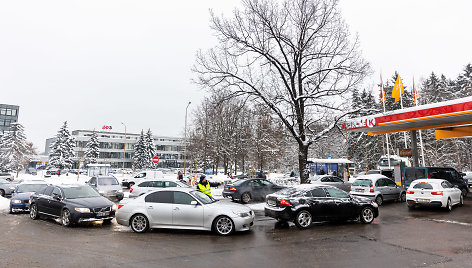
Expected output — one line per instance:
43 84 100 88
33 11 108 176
84 131 100 164
49 121 76 170
133 130 148 170
0 123 31 176
145 129 156 168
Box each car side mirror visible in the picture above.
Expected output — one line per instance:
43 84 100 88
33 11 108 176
54 195 62 201
190 200 198 206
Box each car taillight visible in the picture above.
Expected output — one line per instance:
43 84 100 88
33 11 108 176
427 173 430 179
406 190 414 194
130 188 133 193
370 185 374 193
431 191 443 196
229 187 237 191
118 204 124 209
277 198 291 207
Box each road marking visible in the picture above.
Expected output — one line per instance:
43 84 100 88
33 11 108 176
430 219 472 227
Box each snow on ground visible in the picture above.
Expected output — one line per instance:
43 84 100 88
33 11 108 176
0 196 10 212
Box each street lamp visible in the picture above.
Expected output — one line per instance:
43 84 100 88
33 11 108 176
121 122 127 170
183 102 191 176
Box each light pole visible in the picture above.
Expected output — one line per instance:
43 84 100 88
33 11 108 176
121 122 127 170
183 102 191 176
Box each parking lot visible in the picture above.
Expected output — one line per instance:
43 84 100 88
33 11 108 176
1 193 472 268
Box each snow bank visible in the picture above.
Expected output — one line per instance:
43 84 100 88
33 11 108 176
0 196 10 212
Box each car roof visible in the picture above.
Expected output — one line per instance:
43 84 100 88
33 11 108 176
53 184 89 188
19 181 48 185
354 174 389 181
411 179 445 184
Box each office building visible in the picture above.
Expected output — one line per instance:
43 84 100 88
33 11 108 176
0 104 19 134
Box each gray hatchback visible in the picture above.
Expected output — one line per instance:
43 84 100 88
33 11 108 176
350 174 406 206
87 176 124 201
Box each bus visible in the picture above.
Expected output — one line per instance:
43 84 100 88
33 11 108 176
307 158 355 177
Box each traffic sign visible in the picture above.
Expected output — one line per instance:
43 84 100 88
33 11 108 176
152 156 159 164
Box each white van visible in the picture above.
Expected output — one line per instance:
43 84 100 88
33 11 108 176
121 170 165 188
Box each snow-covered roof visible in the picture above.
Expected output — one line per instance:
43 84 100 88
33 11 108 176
353 174 388 181
307 158 354 164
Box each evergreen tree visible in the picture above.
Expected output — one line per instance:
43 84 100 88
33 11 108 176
0 123 31 176
84 131 100 164
145 129 156 169
456 64 472 98
133 130 148 170
49 121 76 170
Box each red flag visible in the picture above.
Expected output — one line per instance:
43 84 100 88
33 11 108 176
412 77 418 104
380 74 386 102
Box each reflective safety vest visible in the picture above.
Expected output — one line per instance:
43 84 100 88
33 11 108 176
198 182 212 196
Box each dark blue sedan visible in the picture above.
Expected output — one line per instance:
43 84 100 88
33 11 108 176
10 182 48 213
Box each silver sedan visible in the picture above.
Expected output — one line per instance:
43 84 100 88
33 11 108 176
116 188 255 235
308 175 352 192
129 180 189 198
0 178 17 197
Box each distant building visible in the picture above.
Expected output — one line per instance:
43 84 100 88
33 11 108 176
0 104 19 135
45 129 188 169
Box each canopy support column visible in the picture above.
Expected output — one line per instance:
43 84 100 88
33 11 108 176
410 130 419 167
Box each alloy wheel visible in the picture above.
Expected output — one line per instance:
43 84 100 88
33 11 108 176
295 210 312 229
375 196 383 206
30 204 38 219
446 199 452 211
215 216 234 235
460 195 464 207
241 193 251 204
62 209 71 226
361 207 374 224
131 214 148 233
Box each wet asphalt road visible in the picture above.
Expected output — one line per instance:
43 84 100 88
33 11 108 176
1 196 472 268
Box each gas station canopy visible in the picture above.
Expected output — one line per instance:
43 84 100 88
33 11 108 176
342 96 472 139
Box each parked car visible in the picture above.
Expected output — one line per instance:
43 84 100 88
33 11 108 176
463 171 472 187
265 185 379 229
404 167 469 197
0 172 13 182
222 178 286 203
406 179 463 211
366 169 394 179
25 167 37 175
129 180 189 198
29 184 117 226
308 175 352 192
87 176 124 201
116 188 255 235
349 174 406 206
0 178 17 197
121 170 165 188
9 182 48 213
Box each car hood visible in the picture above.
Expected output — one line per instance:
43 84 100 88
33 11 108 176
205 201 252 213
11 192 34 200
65 196 113 208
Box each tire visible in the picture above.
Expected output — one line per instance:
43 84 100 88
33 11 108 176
213 215 235 236
0 189 5 197
399 192 406 202
240 192 251 204
375 195 383 206
9 206 13 214
30 203 39 220
461 189 467 198
294 210 313 229
61 209 73 227
103 219 112 225
360 206 375 224
130 214 149 233
459 195 464 207
446 198 452 212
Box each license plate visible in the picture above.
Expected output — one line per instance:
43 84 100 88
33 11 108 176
268 200 276 206
97 212 110 217
416 198 429 202
355 189 364 192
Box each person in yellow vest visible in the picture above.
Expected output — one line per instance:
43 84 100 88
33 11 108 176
197 175 221 197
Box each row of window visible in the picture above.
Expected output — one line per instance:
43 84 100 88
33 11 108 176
0 119 15 127
0 108 18 116
76 141 184 152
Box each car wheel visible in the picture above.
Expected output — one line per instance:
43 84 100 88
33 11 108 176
9 206 13 214
294 210 312 229
130 214 149 233
30 203 39 220
240 192 251 204
446 198 452 212
360 206 375 224
399 192 406 202
459 195 464 207
375 195 383 206
461 189 467 197
61 209 73 227
0 189 5 197
103 219 112 225
213 215 235 236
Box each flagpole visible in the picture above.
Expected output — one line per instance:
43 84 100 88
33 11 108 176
380 73 391 169
399 86 408 148
413 76 425 166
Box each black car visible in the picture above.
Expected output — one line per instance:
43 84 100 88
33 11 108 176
29 184 116 226
264 185 379 229
404 167 469 196
223 178 285 203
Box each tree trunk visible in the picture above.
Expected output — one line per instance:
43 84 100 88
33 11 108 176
298 143 309 184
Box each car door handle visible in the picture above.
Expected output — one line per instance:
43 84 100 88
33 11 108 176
173 207 180 211
147 206 153 209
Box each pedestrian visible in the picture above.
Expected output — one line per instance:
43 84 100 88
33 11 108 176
332 170 337 177
197 175 221 197
177 171 184 182
318 169 325 175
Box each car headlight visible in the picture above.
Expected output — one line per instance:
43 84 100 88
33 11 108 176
233 210 250 217
75 207 91 213
118 189 123 193
9 187 15 190
98 190 105 194
11 199 22 204
112 204 118 211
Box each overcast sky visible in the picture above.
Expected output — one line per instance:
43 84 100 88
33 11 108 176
1 0 471 152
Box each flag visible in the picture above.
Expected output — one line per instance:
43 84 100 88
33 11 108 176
391 75 405 103
380 74 386 102
412 77 418 105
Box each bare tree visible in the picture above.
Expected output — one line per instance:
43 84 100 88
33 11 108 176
194 0 369 182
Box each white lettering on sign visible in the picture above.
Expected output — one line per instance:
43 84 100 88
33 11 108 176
343 117 377 130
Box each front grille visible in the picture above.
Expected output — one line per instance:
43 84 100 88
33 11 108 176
93 207 111 213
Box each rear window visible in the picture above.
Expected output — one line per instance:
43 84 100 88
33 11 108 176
353 179 372 187
98 177 119 185
405 168 426 180
233 179 247 186
412 183 434 190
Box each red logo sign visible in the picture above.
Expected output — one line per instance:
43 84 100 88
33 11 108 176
152 156 159 164
102 125 113 130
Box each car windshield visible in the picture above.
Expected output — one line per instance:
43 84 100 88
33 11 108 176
62 186 102 199
412 183 434 190
17 184 47 193
191 190 216 204
353 179 372 187
98 177 119 185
